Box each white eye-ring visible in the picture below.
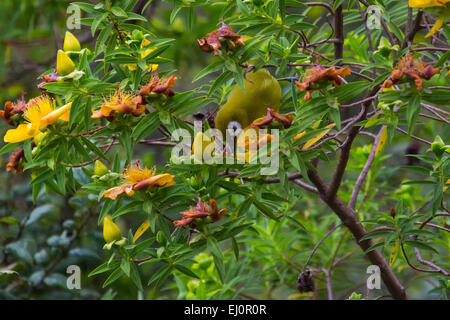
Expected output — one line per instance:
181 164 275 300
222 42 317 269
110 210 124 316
227 121 242 137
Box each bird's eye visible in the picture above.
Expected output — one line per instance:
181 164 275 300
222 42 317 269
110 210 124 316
227 121 242 137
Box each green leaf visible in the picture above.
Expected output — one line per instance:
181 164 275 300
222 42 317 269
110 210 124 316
147 264 172 286
120 258 131 277
193 61 224 82
102 267 124 288
207 237 225 283
231 237 239 261
132 112 161 142
170 4 183 25
174 264 199 279
433 50 450 68
80 137 109 162
406 94 421 135
0 143 20 155
112 201 143 219
92 12 108 37
404 240 439 254
359 230 394 242
111 6 128 18
364 241 385 253
99 199 114 225
253 199 281 220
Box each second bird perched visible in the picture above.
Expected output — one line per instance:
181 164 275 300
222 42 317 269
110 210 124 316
214 69 282 136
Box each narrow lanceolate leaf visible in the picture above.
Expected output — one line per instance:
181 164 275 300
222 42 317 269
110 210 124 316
133 220 150 243
406 95 421 135
375 126 387 156
174 264 199 279
301 123 335 151
404 240 439 254
389 240 399 266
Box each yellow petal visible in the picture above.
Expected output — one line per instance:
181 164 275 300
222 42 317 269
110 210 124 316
56 50 75 76
425 14 445 38
133 220 150 243
409 0 449 8
4 124 38 143
63 31 81 52
40 102 72 127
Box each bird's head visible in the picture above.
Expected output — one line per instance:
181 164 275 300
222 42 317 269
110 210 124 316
214 106 248 139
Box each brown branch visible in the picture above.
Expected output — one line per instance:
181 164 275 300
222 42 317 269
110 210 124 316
305 167 409 299
327 99 370 200
413 248 450 276
304 2 335 15
401 10 424 51
396 127 432 145
333 2 344 61
349 125 386 209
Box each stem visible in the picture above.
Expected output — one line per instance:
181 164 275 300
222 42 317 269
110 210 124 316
333 2 344 61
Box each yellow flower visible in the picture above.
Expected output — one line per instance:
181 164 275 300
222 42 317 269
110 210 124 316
409 0 449 8
63 31 81 52
4 96 71 143
56 50 75 76
91 89 145 119
103 215 122 243
103 161 175 200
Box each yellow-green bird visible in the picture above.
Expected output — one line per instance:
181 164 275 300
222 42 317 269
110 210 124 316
214 69 282 136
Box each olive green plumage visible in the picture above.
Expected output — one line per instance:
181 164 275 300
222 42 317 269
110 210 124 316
214 69 282 135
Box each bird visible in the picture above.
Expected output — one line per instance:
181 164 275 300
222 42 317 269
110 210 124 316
214 68 282 138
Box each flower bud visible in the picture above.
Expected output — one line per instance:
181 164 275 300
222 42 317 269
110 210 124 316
156 230 166 244
56 50 75 76
94 160 109 176
103 215 122 243
431 135 445 158
63 31 81 52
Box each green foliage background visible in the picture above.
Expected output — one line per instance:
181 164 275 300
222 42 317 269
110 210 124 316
0 0 448 300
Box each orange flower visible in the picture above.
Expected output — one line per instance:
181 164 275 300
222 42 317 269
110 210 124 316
139 74 177 99
381 54 441 90
197 19 244 56
0 95 27 125
91 88 145 120
6 147 25 174
104 161 175 200
37 72 59 91
295 66 351 100
250 108 294 129
173 195 226 228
